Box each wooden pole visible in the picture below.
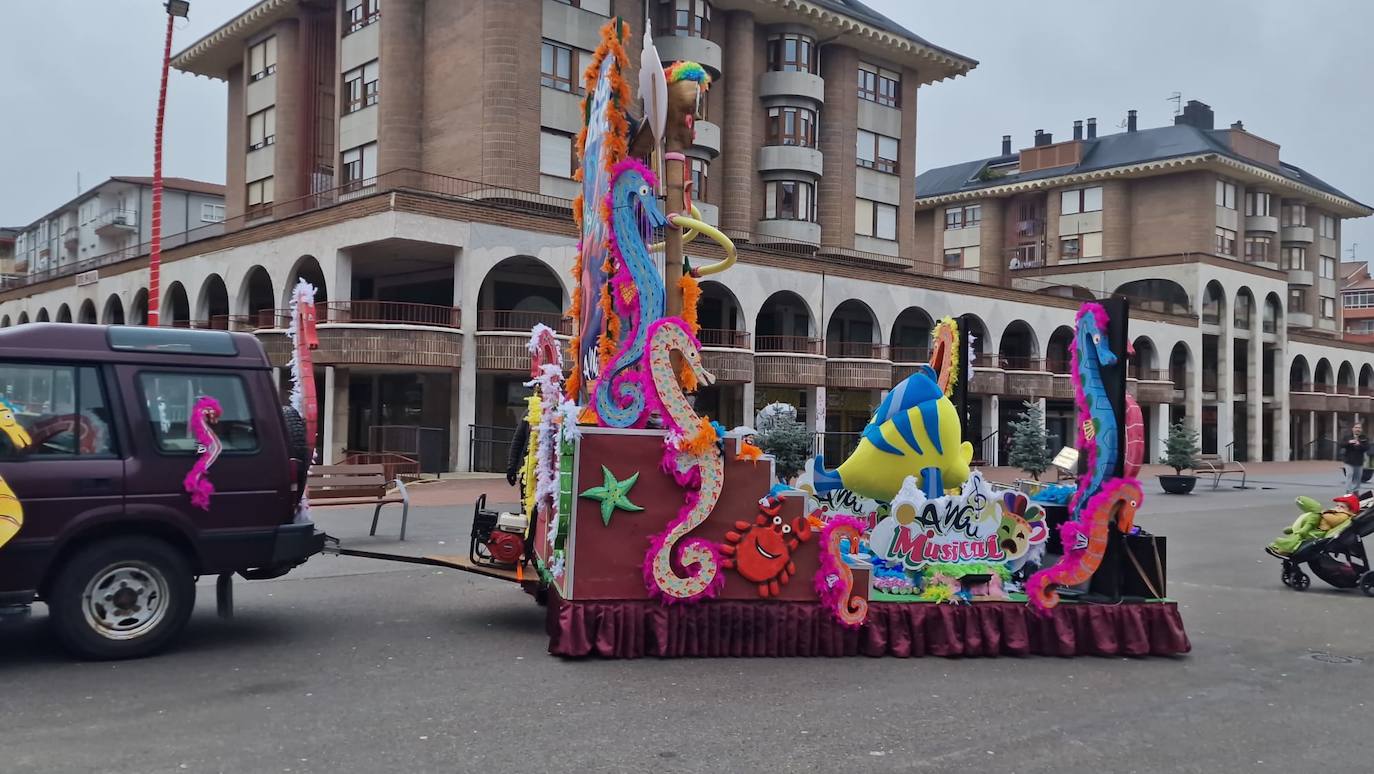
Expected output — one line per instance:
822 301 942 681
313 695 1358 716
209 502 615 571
663 150 686 317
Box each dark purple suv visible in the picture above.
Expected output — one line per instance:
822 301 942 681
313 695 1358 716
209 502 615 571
0 324 321 659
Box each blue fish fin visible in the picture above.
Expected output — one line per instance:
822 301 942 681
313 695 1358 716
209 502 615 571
863 424 905 456
921 467 945 498
892 411 924 456
812 457 844 493
919 400 944 455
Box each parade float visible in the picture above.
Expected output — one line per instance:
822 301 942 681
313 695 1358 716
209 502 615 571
469 18 1190 659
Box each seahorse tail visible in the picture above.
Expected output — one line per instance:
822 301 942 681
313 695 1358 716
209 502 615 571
1026 567 1061 612
818 520 867 628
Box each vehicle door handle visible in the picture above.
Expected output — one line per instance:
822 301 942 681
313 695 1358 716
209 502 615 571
75 478 114 493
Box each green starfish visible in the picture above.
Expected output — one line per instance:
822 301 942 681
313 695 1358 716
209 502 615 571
579 465 644 526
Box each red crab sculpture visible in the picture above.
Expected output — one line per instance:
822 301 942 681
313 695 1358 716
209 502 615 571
721 495 812 597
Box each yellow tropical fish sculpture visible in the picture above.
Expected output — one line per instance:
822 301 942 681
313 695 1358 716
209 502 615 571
0 398 32 550
812 366 974 502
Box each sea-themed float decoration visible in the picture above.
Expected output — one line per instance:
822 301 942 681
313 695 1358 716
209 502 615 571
287 279 319 521
0 398 32 551
183 396 223 512
721 494 812 597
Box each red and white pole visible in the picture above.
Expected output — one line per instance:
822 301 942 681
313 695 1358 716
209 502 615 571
148 11 175 327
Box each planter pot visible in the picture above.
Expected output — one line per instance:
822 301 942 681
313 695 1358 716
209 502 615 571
1158 474 1197 495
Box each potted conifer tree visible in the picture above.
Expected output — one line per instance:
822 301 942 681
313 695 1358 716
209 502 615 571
1159 420 1200 494
1008 400 1052 481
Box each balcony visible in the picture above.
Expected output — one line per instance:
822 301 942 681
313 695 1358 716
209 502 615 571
1245 215 1279 233
1282 225 1314 243
257 301 463 369
476 309 570 334
757 70 825 105
1006 243 1046 270
1289 311 1314 328
654 35 721 77
697 329 753 383
62 227 79 249
94 209 137 236
754 335 825 386
757 145 823 177
475 310 568 373
1287 269 1314 286
826 341 891 389
692 120 721 158
891 347 929 382
755 218 821 245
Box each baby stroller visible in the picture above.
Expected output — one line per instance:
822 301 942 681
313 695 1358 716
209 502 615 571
1273 491 1374 595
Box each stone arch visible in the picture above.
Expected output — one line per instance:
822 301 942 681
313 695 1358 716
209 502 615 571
997 319 1039 369
1290 355 1311 390
282 254 329 309
825 298 881 358
476 255 567 331
35 308 50 323
163 281 191 327
1338 361 1356 392
1047 325 1075 373
755 290 816 351
197 274 231 328
698 280 746 347
1314 357 1334 389
890 306 934 362
1115 278 1191 316
237 265 277 326
1202 280 1226 326
1132 336 1158 380
0 315 10 327
1360 364 1374 394
1233 287 1254 331
1044 284 1096 301
1263 292 1282 334
129 289 149 326
961 314 989 363
56 303 72 323
101 294 125 325
1169 341 1192 392
77 299 97 324
17 311 29 325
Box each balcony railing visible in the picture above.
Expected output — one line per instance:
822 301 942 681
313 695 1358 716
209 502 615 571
890 346 930 363
1046 356 1071 374
477 309 570 334
93 209 138 232
264 301 461 329
827 341 889 359
1006 243 1045 270
697 328 751 348
998 354 1039 371
755 335 824 355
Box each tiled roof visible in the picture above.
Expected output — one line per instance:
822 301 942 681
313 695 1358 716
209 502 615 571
110 177 226 197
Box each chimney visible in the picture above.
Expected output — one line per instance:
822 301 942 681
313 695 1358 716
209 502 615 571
1073 120 1083 141
1001 135 1012 156
1034 130 1053 147
1231 120 1245 131
1173 100 1215 131
1086 117 1097 139
1127 110 1138 132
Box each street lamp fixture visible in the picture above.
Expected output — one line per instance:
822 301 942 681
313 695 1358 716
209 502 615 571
166 1 190 18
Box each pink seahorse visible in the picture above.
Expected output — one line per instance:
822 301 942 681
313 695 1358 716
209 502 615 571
183 396 223 511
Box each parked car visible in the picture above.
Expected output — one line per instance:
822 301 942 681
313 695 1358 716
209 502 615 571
0 324 319 659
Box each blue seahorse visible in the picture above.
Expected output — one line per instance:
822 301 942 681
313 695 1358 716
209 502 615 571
1069 303 1119 521
595 159 669 427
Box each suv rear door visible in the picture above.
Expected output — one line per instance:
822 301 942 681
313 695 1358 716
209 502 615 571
119 366 294 574
0 361 124 593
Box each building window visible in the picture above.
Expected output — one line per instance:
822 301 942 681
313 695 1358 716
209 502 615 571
1320 255 1337 279
1344 291 1374 309
540 40 582 93
765 106 816 147
1060 236 1081 261
1215 227 1237 256
943 204 979 230
539 130 575 178
1060 186 1102 215
200 203 225 223
1245 191 1271 217
140 373 257 454
1215 179 1237 209
943 249 965 269
246 176 274 218
661 0 711 38
690 158 708 201
1244 236 1271 263
856 130 899 174
1282 246 1306 270
345 0 381 34
1282 200 1306 226
764 180 815 222
1322 296 1336 319
857 62 900 107
766 33 816 73
248 37 277 82
342 60 380 113
1319 214 1337 239
1288 289 1306 314
340 143 377 192
854 199 897 241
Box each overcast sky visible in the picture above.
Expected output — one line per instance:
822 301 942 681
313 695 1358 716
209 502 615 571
3 0 1371 258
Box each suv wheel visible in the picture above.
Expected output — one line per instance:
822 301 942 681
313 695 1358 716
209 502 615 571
48 537 195 660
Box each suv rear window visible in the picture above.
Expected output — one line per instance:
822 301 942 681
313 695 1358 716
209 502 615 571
139 372 259 454
0 363 117 458
108 327 238 356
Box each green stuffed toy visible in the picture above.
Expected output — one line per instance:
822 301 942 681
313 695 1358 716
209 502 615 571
1267 495 1356 557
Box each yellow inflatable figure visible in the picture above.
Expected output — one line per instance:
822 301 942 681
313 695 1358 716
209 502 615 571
812 366 973 502
0 398 32 550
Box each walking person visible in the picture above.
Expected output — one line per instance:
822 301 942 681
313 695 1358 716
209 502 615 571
1339 423 1369 493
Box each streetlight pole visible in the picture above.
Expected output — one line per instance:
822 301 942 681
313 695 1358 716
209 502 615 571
148 1 189 327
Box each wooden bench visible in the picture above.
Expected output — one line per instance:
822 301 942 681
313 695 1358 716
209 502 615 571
308 464 411 540
1192 454 1247 490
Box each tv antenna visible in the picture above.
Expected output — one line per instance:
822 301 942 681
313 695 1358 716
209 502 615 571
1167 92 1182 116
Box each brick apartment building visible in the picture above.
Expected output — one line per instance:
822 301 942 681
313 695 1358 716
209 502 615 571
0 2 1370 471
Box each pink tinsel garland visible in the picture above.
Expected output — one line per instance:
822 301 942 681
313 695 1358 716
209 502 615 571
182 395 222 511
